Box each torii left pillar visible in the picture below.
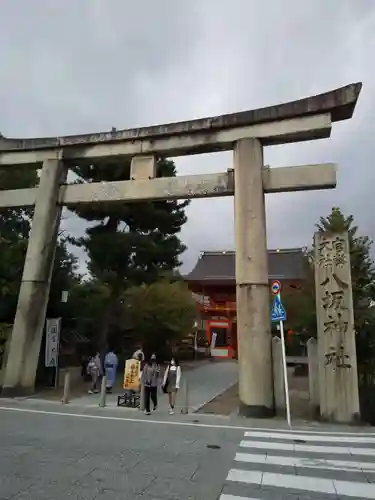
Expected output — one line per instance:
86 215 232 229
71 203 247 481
234 138 273 417
2 159 65 396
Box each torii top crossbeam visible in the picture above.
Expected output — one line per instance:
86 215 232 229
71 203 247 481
0 83 362 167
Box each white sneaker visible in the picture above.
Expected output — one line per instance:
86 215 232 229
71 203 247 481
144 410 151 415
169 408 175 415
88 390 94 394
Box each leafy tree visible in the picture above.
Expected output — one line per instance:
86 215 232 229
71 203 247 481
46 239 81 318
279 208 375 367
70 158 189 353
0 168 80 335
315 207 375 310
123 280 196 357
0 168 38 322
277 254 316 336
0 169 78 379
62 279 111 343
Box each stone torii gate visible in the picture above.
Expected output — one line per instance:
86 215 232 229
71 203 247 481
0 83 361 417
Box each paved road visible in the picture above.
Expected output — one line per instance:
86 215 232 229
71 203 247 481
0 403 242 500
1 401 375 499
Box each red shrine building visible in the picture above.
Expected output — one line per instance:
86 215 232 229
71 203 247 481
184 248 306 359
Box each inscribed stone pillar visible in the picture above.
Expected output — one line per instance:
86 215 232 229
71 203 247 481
2 159 66 396
234 138 273 417
307 337 319 416
314 231 360 422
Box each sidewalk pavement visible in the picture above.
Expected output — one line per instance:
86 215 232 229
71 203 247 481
69 359 239 413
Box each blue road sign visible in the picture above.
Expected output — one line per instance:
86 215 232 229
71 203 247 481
271 294 286 322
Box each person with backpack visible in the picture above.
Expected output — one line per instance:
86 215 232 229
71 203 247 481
141 354 160 415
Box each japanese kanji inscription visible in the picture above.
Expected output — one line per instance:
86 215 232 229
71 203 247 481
314 231 360 422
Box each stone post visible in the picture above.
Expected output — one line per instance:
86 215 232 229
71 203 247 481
2 159 65 396
234 138 273 417
314 231 360 422
307 337 319 416
61 370 71 404
99 375 107 408
272 336 285 413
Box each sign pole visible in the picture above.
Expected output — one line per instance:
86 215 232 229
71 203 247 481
270 280 291 428
54 317 62 389
278 309 291 428
55 291 68 389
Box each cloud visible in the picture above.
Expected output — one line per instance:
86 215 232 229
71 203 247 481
1 0 374 274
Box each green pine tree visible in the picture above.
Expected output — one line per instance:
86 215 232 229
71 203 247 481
70 158 189 351
315 207 375 311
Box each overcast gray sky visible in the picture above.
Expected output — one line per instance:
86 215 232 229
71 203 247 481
1 0 374 274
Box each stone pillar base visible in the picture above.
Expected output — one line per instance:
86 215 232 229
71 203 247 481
318 412 361 425
0 385 35 398
238 402 275 418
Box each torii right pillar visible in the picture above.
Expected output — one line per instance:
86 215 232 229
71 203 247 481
234 138 274 417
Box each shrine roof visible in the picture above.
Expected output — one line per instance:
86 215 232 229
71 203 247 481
0 82 361 152
185 248 306 283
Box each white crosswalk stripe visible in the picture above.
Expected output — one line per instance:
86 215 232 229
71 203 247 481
219 427 375 500
240 438 375 455
235 451 375 472
244 430 375 444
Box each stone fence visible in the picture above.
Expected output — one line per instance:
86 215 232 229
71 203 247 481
272 336 319 416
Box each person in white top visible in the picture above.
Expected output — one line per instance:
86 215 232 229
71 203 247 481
162 357 181 414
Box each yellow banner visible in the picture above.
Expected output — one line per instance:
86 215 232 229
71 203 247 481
123 358 141 391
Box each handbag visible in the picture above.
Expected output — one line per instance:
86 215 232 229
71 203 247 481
162 377 169 394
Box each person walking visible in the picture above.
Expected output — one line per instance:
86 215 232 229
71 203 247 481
81 354 90 381
141 354 160 415
87 353 101 394
162 357 181 415
104 348 118 393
